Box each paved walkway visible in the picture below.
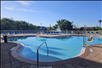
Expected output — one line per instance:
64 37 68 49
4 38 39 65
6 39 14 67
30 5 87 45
1 42 31 68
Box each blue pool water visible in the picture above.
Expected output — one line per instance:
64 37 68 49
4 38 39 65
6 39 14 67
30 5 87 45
7 36 102 62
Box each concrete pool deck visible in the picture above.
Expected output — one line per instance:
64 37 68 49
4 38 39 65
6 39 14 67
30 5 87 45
1 34 102 68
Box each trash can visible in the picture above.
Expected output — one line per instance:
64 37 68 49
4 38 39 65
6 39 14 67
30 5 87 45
3 35 7 43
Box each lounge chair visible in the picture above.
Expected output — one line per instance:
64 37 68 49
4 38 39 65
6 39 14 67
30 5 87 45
22 31 24 34
56 32 58 34
54 32 56 34
8 31 14 36
44 31 47 34
11 31 13 34
14 31 17 34
61 32 63 34
30 31 32 33
1 31 7 35
8 31 12 34
32 31 34 33
24 31 26 34
51 32 53 34
20 31 22 34
27 31 29 34
30 31 32 34
84 31 86 34
91 32 94 34
96 32 99 34
17 31 19 34
62 31 64 34
57 32 60 34
87 31 90 34
35 31 37 34
29 31 31 33
41 31 43 34
48 32 50 34
68 31 70 34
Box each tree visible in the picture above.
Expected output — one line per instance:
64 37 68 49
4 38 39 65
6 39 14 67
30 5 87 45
14 21 21 30
1 18 36 30
57 19 66 26
52 24 58 30
98 20 102 30
60 20 73 30
55 19 73 30
36 26 40 30
1 18 16 30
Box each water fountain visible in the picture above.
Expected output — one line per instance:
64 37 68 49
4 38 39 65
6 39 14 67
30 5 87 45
56 26 61 32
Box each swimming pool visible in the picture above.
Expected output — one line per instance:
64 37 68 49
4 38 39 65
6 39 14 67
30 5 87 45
7 36 102 62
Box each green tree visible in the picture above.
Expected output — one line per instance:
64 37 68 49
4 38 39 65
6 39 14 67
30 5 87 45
52 24 58 30
15 21 22 30
55 19 73 30
60 20 73 30
1 18 16 30
57 19 66 26
1 18 36 30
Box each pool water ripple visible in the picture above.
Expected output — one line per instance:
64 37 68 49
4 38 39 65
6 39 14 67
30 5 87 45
8 36 102 62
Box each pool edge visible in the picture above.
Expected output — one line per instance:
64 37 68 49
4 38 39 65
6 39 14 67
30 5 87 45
10 34 102 66
11 42 96 66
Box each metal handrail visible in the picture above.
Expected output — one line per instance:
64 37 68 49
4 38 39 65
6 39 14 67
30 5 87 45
37 41 48 68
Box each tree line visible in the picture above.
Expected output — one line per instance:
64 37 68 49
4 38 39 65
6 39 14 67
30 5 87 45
1 18 36 30
1 18 73 30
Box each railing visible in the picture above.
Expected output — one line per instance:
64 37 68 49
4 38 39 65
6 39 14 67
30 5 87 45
37 41 48 68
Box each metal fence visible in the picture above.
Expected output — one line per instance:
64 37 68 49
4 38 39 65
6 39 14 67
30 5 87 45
0 30 102 35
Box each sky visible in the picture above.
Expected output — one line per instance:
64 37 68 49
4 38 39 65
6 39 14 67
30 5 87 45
1 1 102 27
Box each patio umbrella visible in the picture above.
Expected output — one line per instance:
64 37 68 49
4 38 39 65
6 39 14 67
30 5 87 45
40 27 46 29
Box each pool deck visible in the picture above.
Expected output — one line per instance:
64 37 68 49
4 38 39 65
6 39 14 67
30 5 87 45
1 33 102 38
1 34 102 68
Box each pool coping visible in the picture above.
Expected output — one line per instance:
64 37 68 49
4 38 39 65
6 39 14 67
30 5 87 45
10 34 102 66
11 41 91 66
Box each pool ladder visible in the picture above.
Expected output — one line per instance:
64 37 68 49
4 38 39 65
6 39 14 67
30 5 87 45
37 41 49 68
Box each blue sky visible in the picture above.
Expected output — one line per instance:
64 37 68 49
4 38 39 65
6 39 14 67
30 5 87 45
1 1 102 27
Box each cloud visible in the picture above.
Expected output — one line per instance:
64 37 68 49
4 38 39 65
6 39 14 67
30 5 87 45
4 7 14 10
16 1 31 6
4 7 41 13
17 9 40 12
